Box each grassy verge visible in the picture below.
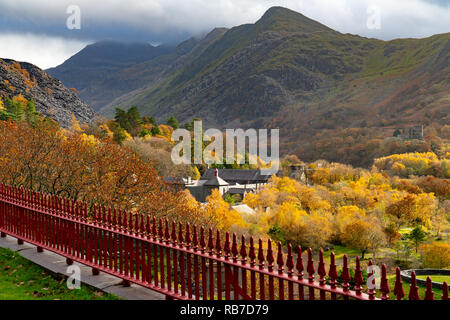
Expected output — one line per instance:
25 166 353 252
416 275 450 283
0 247 119 300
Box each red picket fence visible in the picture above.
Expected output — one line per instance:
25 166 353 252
0 184 448 300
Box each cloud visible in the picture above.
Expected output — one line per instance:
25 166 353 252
423 0 450 6
0 33 91 69
0 0 449 41
295 0 450 39
0 1 448 68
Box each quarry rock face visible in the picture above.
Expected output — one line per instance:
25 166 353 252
0 58 96 128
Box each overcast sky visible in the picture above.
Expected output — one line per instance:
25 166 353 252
0 0 449 69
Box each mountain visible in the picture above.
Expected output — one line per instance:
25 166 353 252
47 40 174 109
47 6 449 165
119 7 342 123
0 58 95 127
100 7 448 126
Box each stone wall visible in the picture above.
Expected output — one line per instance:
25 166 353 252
400 269 450 289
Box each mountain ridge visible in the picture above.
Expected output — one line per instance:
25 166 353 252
47 40 174 108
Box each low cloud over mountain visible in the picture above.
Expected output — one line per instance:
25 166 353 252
1 0 449 68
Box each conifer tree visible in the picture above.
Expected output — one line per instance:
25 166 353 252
25 98 39 123
5 97 24 120
167 116 178 129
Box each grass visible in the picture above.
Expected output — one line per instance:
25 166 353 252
323 245 373 262
384 275 444 300
416 275 450 284
0 248 119 300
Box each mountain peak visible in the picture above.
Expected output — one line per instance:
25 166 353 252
256 6 332 33
263 6 297 16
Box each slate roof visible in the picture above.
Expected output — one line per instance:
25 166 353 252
204 175 229 186
201 169 273 183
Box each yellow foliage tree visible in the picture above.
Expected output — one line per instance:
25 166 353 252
70 114 83 133
243 161 444 251
302 213 333 250
374 152 448 178
123 129 133 141
12 94 28 107
99 123 114 139
386 192 436 228
270 202 308 232
191 166 201 180
156 124 174 141
341 219 384 259
420 242 450 268
79 133 99 147
204 189 246 231
243 192 260 209
270 175 299 194
333 205 366 241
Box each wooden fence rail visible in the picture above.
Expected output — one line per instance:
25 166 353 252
0 184 448 300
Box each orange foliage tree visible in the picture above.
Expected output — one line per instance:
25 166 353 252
0 120 212 227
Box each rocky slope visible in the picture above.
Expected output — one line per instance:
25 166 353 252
0 58 95 127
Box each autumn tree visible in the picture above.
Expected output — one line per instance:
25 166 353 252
386 192 436 229
374 152 449 179
341 220 384 259
301 213 333 250
384 222 401 246
123 137 196 178
0 119 204 227
415 176 449 199
192 166 201 180
204 189 246 232
420 242 450 268
268 201 308 246
333 205 365 242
